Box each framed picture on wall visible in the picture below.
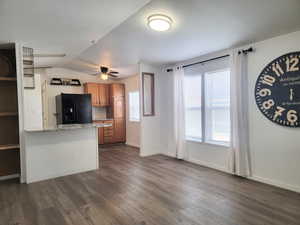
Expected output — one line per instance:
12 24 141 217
142 72 155 116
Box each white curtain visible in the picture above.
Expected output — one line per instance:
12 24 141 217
229 50 251 177
173 66 186 159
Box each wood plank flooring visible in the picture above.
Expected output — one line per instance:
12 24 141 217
0 145 300 225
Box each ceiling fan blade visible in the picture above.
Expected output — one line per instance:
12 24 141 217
109 70 119 74
34 54 66 58
73 58 99 70
108 73 119 78
91 72 101 76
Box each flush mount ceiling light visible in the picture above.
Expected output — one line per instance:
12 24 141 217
147 14 173 31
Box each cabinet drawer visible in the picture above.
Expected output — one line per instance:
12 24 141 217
104 126 113 131
104 130 113 137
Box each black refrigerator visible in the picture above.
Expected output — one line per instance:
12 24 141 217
56 93 92 125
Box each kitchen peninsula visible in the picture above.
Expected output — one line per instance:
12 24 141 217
24 123 111 183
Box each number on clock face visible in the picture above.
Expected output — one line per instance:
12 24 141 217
255 52 300 127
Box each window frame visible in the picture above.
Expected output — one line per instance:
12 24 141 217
128 91 140 122
185 67 231 147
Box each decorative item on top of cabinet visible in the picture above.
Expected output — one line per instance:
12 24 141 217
84 83 110 107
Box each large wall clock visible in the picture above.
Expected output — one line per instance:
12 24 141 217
255 52 300 127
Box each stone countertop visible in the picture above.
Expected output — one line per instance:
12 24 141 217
93 119 114 122
25 123 112 133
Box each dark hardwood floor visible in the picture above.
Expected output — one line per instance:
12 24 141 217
0 145 300 225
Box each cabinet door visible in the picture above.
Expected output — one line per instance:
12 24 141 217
110 83 125 97
98 127 104 145
84 83 99 106
104 84 110 106
112 96 125 118
98 84 110 107
113 118 126 143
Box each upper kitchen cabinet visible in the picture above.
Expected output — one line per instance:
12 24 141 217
98 83 110 107
110 83 125 97
84 83 99 106
84 83 110 107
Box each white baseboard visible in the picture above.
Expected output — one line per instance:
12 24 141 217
154 151 300 194
249 175 300 193
0 174 20 181
186 158 231 174
125 142 140 148
26 167 98 184
187 158 300 193
162 151 177 158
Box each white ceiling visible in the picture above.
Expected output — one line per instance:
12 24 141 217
0 0 150 66
1 0 300 77
69 0 300 76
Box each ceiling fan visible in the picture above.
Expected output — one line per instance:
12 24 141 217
91 66 119 80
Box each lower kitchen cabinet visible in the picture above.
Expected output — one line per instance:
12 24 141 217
95 120 115 145
113 118 126 143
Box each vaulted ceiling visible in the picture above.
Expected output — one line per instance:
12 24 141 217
1 0 300 77
73 0 300 76
0 0 150 67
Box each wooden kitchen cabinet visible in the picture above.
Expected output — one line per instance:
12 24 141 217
84 83 110 107
84 83 99 106
110 83 125 97
94 120 114 144
91 83 126 145
108 83 126 143
113 118 126 143
98 84 110 107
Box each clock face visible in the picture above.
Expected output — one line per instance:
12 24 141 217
255 52 300 127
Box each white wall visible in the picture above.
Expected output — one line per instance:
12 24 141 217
119 75 140 148
23 74 43 131
160 31 300 193
39 68 109 128
247 31 300 192
139 62 168 156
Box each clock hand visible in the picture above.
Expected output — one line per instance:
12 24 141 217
290 88 294 101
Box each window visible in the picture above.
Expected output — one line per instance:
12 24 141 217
129 91 140 122
185 75 202 141
205 69 230 144
184 66 230 146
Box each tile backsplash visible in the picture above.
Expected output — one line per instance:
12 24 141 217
92 107 107 120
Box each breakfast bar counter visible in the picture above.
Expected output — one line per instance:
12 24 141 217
23 123 112 183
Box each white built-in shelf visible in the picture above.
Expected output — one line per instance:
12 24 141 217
0 112 18 117
0 77 17 82
0 144 20 151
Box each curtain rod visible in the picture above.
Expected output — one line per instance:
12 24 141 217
166 47 253 72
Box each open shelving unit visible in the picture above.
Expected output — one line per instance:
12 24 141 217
0 43 20 178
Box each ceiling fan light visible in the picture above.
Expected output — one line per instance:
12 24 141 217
147 14 172 31
100 73 108 80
